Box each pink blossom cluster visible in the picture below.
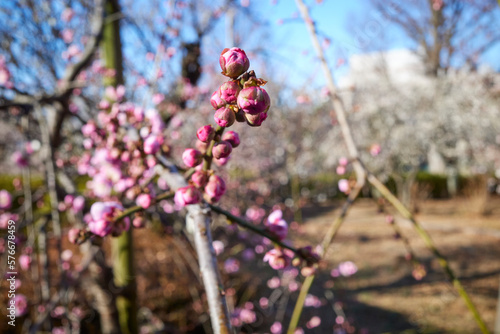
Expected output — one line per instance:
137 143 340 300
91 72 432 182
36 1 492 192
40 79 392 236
77 85 164 205
174 48 270 207
73 86 167 237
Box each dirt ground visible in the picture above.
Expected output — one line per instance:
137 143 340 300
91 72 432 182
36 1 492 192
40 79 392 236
294 197 500 333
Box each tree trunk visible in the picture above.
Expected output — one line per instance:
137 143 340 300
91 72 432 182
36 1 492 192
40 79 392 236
102 1 137 333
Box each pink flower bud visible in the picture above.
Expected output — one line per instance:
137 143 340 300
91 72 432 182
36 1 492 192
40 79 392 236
266 210 288 241
237 86 270 115
0 190 12 210
19 254 31 270
144 135 160 155
219 81 241 104
210 90 226 109
174 185 201 207
13 294 28 317
136 193 152 209
197 125 215 143
204 175 226 203
338 179 350 194
244 111 268 127
68 228 80 244
196 140 209 154
182 148 203 167
339 157 348 166
81 122 96 137
263 248 291 270
212 141 232 159
219 47 250 78
214 107 236 127
222 131 240 148
88 219 112 237
191 170 208 188
132 216 145 228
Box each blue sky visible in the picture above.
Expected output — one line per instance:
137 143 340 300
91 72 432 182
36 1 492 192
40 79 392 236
243 0 500 89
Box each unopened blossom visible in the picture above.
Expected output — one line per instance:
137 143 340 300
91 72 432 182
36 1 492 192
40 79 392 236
265 209 288 241
219 80 241 104
219 47 250 78
12 151 28 167
196 125 215 143
14 294 28 316
237 86 270 115
68 228 80 244
222 131 240 148
19 254 31 270
338 179 350 194
191 170 208 188
214 107 236 127
263 248 292 270
212 141 232 159
204 175 226 203
306 316 321 329
132 216 145 228
338 261 358 277
136 193 152 209
212 240 225 255
174 185 201 207
244 111 268 127
143 135 160 155
88 202 124 237
182 148 203 167
370 143 381 156
0 190 12 210
210 90 226 109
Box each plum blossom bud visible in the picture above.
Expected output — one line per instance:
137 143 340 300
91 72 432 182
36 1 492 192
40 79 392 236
204 175 226 203
237 86 270 115
136 193 152 209
222 131 240 148
19 254 31 270
88 219 112 237
13 294 28 316
182 148 203 167
263 248 291 270
191 170 208 188
244 111 268 127
0 190 12 210
338 179 350 194
339 157 348 166
214 107 235 127
338 261 358 277
132 216 146 228
266 210 288 241
212 141 232 159
219 47 250 78
174 185 201 207
197 125 215 143
219 81 241 104
68 228 80 244
370 143 381 156
144 135 160 155
210 90 225 109
81 122 96 137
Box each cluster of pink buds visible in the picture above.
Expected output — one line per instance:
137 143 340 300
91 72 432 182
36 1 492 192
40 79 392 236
175 48 270 207
212 47 271 127
77 85 164 206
